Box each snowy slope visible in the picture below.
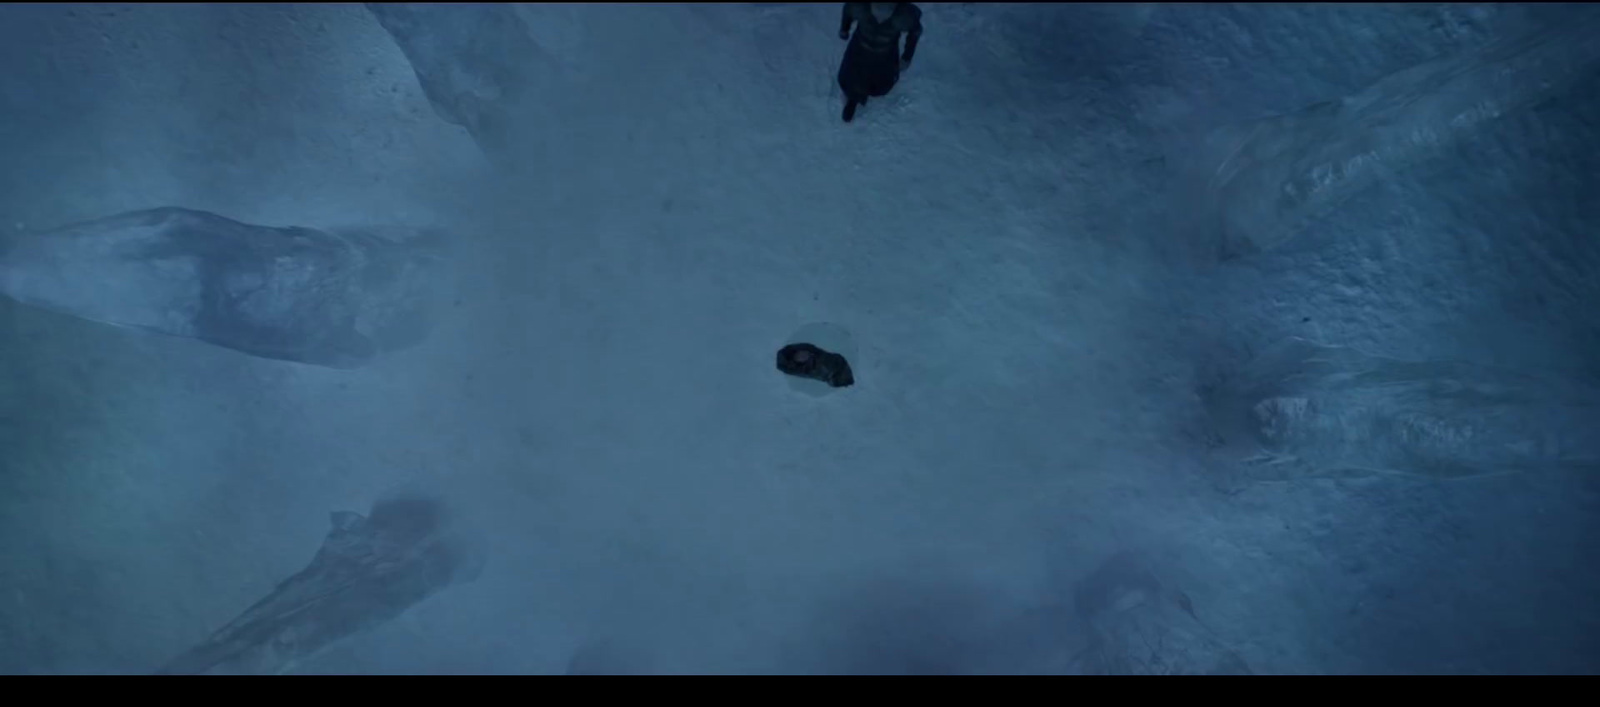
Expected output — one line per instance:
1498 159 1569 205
0 3 1595 674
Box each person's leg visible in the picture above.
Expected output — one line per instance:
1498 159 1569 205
843 93 862 122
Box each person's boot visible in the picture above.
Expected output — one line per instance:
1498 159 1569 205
842 97 860 122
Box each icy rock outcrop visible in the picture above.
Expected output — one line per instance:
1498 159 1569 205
366 3 555 156
1192 9 1600 256
1067 552 1250 676
0 207 444 368
1200 338 1600 483
157 497 485 675
565 641 645 675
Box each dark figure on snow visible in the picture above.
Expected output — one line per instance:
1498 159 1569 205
837 2 923 122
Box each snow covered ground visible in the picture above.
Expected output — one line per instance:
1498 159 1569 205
0 3 1596 674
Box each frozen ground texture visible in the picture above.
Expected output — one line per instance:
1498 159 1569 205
0 3 1596 674
1187 8 1600 257
1202 337 1600 484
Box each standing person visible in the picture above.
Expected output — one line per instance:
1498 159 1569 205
837 3 923 123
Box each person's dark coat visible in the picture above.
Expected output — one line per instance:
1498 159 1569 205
837 3 923 102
